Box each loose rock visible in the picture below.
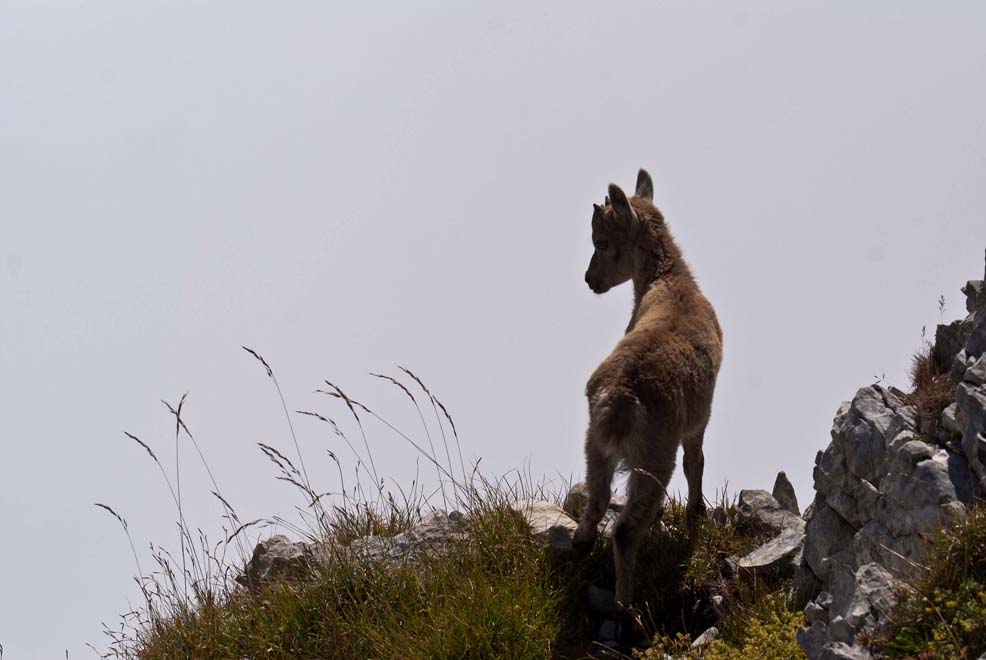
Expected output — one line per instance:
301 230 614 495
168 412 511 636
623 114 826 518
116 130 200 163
772 471 800 515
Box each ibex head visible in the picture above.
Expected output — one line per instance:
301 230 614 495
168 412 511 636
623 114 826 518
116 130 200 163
584 169 654 294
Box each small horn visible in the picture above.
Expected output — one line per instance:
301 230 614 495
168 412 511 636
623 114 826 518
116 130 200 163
635 169 654 201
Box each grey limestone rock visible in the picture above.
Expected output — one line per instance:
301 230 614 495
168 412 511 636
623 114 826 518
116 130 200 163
772 471 800 515
803 504 854 579
691 626 720 649
349 509 468 562
732 488 807 578
968 304 986 360
799 563 898 659
955 380 986 493
736 489 803 532
819 642 872 660
804 599 828 625
827 616 854 644
965 355 986 386
238 535 315 590
797 374 972 657
797 621 829 660
562 482 625 519
509 499 579 551
733 523 805 577
964 278 986 314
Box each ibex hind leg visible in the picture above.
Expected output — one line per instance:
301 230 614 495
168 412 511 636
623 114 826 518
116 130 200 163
612 457 674 651
612 456 673 610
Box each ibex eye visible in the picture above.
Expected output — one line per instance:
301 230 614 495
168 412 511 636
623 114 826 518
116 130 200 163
595 241 609 251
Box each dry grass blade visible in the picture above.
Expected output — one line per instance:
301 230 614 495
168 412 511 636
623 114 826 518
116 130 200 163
160 394 191 439
431 392 466 486
95 503 148 600
276 476 321 505
320 381 363 419
907 341 955 428
398 365 460 490
241 345 273 378
319 382 380 490
96 502 128 530
296 409 331 424
334 397 459 484
370 370 449 508
432 395 458 440
258 442 301 477
297 411 363 467
210 490 240 524
397 365 432 397
161 394 191 601
242 346 316 520
369 372 416 403
125 431 159 463
226 519 263 544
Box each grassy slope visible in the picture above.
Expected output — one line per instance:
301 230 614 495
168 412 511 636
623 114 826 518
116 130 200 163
110 332 985 659
116 482 784 660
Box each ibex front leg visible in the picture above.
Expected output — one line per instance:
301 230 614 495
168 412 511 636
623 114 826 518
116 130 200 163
683 425 708 526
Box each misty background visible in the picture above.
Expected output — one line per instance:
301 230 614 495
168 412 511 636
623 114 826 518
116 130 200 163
2 1 986 657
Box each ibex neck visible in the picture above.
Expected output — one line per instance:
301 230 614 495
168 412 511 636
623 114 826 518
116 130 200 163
627 226 691 331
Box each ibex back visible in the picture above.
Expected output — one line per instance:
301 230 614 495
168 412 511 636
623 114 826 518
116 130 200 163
573 169 723 645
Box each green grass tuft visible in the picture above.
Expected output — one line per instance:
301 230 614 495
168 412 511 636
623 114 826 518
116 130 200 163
877 503 986 659
639 591 803 660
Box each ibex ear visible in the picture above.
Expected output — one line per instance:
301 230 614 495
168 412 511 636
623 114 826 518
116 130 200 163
608 183 635 220
635 169 654 201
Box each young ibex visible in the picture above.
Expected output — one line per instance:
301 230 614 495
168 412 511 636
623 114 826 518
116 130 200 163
573 169 723 641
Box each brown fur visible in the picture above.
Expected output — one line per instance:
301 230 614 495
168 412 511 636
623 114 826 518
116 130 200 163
574 169 723 633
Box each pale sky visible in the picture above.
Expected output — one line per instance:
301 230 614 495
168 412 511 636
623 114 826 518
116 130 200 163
2 1 986 657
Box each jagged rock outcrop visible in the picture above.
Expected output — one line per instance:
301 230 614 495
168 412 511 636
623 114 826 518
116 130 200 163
797 255 986 660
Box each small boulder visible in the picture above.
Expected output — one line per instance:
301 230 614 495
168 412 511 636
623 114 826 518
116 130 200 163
733 523 805 577
737 489 803 532
820 642 872 660
772 471 801 515
562 482 625 518
691 626 720 649
965 355 986 386
237 535 314 590
509 500 579 551
804 600 828 625
348 510 467 562
797 621 829 660
732 485 807 578
963 278 986 314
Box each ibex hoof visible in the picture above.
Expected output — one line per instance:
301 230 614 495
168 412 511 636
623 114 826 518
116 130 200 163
571 530 597 555
686 502 708 523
